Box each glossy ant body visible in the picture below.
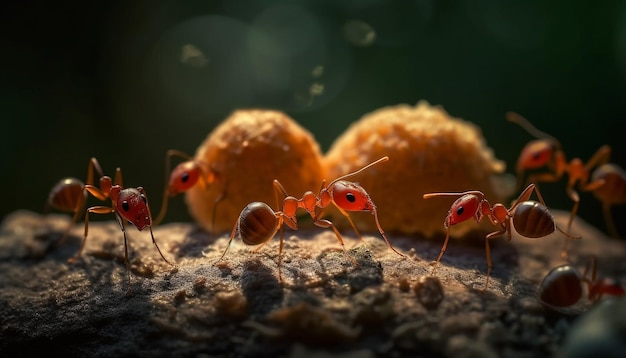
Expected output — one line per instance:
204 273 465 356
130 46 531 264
506 112 611 243
46 157 106 244
588 163 626 238
423 183 579 290
539 255 625 308
217 156 404 278
69 164 174 291
153 149 221 228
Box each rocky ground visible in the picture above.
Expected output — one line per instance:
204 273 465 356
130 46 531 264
1 209 625 357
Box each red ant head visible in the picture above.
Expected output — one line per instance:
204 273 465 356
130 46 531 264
445 194 482 228
516 139 555 173
112 186 152 230
330 181 374 211
168 161 201 195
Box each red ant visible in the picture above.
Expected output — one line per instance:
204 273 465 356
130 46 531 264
216 156 404 278
152 149 221 229
588 163 626 239
46 157 105 244
539 255 625 308
69 163 174 292
506 112 610 246
423 183 579 290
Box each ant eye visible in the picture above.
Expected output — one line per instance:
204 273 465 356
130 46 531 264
122 201 129 211
345 192 356 203
181 172 189 183
533 152 541 160
456 206 464 216
141 194 147 204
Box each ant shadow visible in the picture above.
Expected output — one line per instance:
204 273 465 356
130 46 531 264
29 230 82 262
173 225 225 259
425 228 521 290
240 258 284 315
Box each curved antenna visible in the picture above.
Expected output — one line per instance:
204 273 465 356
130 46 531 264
423 190 485 199
506 112 562 148
326 156 389 188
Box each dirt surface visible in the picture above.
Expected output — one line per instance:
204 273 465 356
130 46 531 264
1 210 625 357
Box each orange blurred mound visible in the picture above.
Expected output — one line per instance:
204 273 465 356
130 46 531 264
185 109 326 234
324 100 512 238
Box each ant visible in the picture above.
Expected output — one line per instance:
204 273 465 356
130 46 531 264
152 149 221 230
506 112 610 247
69 163 174 292
216 156 404 279
539 255 625 308
46 157 106 245
588 163 626 239
423 183 579 290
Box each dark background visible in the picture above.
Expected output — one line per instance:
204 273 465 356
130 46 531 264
2 0 625 237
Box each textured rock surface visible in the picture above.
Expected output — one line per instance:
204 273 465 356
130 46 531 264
1 209 625 357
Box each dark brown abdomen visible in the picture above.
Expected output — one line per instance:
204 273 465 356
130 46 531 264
238 202 279 246
512 201 555 238
539 265 582 307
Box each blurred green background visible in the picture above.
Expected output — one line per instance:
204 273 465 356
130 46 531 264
2 0 625 237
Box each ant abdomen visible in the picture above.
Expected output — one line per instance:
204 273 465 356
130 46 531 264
238 202 279 246
539 265 583 307
48 178 85 212
512 201 556 238
591 163 626 205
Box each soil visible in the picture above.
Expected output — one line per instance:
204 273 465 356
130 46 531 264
1 209 625 357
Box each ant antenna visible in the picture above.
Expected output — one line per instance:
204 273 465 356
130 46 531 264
506 112 562 148
326 156 389 188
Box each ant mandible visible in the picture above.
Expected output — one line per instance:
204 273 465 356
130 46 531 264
216 156 404 279
152 149 221 230
68 164 174 292
423 183 579 290
506 112 610 245
46 157 107 245
539 255 625 308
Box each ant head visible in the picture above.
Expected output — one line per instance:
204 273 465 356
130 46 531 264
445 194 483 227
115 187 151 231
330 180 374 212
169 161 202 195
516 139 557 173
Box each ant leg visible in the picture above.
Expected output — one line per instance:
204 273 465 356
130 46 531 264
278 224 284 281
216 220 239 263
68 206 114 264
371 209 404 257
209 190 226 238
85 157 104 186
149 226 173 266
313 218 358 265
154 150 195 226
602 203 621 239
584 145 611 171
563 187 580 259
482 229 507 290
57 193 87 246
482 235 499 291
333 206 363 242
431 228 452 275
120 219 132 294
